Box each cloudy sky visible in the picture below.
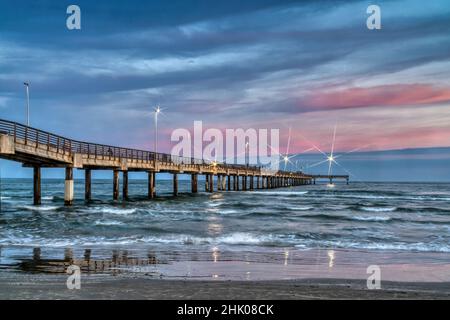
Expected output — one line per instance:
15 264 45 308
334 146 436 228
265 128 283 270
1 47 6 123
1 0 450 180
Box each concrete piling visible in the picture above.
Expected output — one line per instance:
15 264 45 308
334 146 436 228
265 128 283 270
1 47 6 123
33 166 41 205
64 167 74 206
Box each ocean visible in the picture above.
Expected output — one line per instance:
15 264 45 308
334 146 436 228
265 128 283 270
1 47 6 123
1 179 450 280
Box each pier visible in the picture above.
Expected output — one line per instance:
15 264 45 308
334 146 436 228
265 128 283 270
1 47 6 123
0 119 348 205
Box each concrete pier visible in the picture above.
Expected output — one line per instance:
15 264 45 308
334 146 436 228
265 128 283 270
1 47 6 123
148 171 155 199
85 169 91 201
33 166 41 205
173 173 178 196
123 171 129 200
205 174 210 192
191 174 198 193
113 170 119 200
210 174 214 192
0 118 348 205
64 167 74 206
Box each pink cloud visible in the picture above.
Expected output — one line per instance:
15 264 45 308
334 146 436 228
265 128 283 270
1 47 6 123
301 84 450 110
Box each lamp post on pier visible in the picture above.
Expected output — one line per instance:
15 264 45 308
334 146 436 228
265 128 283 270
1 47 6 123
24 82 30 126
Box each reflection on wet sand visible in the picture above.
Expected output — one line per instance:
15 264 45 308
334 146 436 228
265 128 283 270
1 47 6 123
15 247 159 275
2 246 450 282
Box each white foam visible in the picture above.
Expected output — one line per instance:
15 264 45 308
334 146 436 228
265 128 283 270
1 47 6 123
218 233 265 245
208 202 223 207
291 206 313 211
94 207 138 215
254 191 309 196
294 240 450 253
94 220 124 226
360 207 396 212
21 205 59 212
352 216 391 222
219 209 238 214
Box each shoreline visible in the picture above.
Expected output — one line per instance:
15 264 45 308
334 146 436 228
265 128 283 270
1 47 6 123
1 271 449 299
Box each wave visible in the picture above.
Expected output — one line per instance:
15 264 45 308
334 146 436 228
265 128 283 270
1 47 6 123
217 233 266 245
208 202 223 207
0 232 274 247
251 191 309 196
352 216 391 222
360 206 397 212
295 240 450 253
94 220 125 226
3 230 450 253
87 207 138 215
291 206 313 211
20 205 59 212
219 209 239 215
325 193 450 202
299 213 394 223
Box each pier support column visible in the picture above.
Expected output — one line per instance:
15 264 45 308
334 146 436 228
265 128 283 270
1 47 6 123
257 176 260 189
209 174 214 193
113 169 119 200
148 172 155 198
85 169 91 202
250 176 254 190
191 174 198 193
148 172 155 199
222 175 226 191
173 173 178 196
217 175 222 191
33 166 41 205
122 171 128 200
227 175 231 191
233 175 237 191
205 174 209 192
64 167 74 206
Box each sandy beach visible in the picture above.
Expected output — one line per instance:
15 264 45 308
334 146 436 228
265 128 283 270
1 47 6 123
1 271 449 300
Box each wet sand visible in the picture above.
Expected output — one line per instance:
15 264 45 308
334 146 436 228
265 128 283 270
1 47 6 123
1 272 450 300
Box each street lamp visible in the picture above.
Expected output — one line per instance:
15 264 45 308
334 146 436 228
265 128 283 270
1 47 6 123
23 82 30 126
154 105 161 153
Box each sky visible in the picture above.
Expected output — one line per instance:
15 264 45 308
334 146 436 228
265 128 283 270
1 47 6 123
0 0 450 180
